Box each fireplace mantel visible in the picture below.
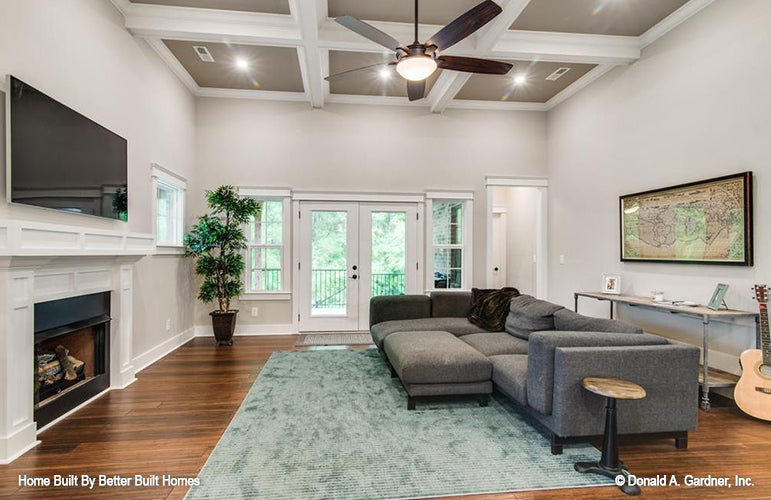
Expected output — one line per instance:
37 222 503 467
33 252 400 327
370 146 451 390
0 219 154 464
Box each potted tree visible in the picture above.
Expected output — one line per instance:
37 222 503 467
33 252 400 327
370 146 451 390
184 185 260 346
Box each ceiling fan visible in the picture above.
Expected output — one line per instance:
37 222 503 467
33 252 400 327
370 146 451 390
325 0 513 101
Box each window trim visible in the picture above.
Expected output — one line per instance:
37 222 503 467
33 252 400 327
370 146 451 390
240 188 292 300
151 163 187 250
425 192 474 292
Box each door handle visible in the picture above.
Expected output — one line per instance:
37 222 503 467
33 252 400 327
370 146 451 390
351 274 358 280
352 265 358 271
494 267 499 272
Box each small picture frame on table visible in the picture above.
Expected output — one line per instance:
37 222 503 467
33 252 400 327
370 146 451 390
602 274 621 295
707 283 729 311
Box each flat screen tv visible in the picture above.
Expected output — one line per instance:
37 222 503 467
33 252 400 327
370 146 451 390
6 75 128 221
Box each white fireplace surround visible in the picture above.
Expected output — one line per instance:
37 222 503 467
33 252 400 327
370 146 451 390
0 219 154 463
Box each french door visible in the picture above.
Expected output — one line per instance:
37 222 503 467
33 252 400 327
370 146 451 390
298 202 420 332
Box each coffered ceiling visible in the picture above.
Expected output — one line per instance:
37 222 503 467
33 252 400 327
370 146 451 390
112 0 714 112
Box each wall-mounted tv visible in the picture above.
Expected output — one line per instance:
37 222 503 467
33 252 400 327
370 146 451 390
6 75 128 221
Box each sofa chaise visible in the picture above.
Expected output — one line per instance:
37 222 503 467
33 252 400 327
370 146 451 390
370 291 699 454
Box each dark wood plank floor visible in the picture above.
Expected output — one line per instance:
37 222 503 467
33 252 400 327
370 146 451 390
2 336 770 499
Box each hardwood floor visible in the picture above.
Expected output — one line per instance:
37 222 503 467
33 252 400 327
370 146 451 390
2 336 770 499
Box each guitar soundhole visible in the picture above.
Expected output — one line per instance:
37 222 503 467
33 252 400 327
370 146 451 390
760 364 771 377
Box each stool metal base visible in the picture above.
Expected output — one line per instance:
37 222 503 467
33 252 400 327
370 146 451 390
574 461 641 496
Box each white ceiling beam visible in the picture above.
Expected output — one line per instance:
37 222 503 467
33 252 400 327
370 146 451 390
123 3 301 46
290 0 327 108
427 0 534 114
491 30 640 64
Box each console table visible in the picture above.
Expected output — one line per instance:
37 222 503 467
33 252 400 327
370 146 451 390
574 292 760 411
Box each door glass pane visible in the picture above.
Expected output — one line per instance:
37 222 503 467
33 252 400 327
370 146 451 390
311 211 348 316
371 212 406 297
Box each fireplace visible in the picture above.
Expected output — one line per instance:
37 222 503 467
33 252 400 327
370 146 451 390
33 292 111 428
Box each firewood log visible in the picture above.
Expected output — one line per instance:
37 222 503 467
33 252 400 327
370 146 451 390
55 345 77 381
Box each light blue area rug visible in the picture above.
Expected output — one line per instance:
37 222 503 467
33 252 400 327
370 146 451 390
186 349 611 500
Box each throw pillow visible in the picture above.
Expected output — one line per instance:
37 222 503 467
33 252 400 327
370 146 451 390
467 287 520 332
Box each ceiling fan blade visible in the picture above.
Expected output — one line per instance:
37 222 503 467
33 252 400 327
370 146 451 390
325 63 394 82
437 56 512 75
426 0 502 52
335 16 407 52
407 80 426 101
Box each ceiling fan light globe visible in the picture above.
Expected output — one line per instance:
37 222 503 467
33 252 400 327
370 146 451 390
396 56 437 81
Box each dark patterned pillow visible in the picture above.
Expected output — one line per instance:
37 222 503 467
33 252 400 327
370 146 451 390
468 287 520 332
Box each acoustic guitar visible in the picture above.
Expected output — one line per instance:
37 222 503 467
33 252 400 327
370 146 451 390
735 284 771 421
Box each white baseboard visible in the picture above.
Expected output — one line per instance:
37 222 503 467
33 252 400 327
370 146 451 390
0 423 39 464
133 327 195 374
194 323 295 336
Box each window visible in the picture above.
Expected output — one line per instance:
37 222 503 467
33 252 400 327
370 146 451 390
426 193 473 291
242 189 291 297
152 164 186 248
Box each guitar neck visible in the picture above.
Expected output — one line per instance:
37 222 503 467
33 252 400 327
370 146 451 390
760 305 770 365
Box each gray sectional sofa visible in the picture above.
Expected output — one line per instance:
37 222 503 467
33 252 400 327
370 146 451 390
370 291 700 454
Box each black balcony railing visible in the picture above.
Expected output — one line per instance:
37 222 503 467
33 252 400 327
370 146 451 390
310 269 406 310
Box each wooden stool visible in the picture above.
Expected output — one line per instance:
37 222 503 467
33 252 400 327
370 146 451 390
574 376 646 496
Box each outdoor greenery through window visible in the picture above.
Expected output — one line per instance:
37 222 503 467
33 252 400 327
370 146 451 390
371 212 406 297
247 200 284 292
432 201 463 288
156 181 183 246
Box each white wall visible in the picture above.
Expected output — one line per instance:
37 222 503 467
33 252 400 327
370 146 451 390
546 0 769 374
193 99 547 327
0 0 196 362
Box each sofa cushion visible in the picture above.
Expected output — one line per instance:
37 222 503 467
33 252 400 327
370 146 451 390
370 295 431 326
505 295 565 340
489 355 528 406
370 318 487 348
431 292 472 318
461 332 528 356
553 309 643 334
384 330 492 384
526 331 670 415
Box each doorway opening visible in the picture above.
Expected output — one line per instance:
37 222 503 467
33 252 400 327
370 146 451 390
486 178 548 298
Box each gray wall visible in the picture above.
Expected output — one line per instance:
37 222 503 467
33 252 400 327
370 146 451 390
193 98 548 326
546 0 770 374
0 0 196 362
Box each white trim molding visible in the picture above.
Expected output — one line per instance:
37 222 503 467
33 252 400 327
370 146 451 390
486 176 548 187
292 191 425 203
0 220 154 257
133 327 195 374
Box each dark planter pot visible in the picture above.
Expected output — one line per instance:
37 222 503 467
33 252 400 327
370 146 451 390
210 310 238 346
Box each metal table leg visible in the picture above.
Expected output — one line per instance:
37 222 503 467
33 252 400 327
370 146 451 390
700 315 711 411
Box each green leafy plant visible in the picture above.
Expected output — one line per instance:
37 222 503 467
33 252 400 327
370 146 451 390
184 185 261 312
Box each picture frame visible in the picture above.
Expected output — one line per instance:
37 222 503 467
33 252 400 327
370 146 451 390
619 172 753 266
602 274 621 295
707 283 730 311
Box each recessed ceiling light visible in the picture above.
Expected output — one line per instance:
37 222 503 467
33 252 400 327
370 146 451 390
379 67 391 79
513 74 527 85
235 58 249 70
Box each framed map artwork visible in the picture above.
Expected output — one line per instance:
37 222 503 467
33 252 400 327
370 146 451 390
620 172 753 265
